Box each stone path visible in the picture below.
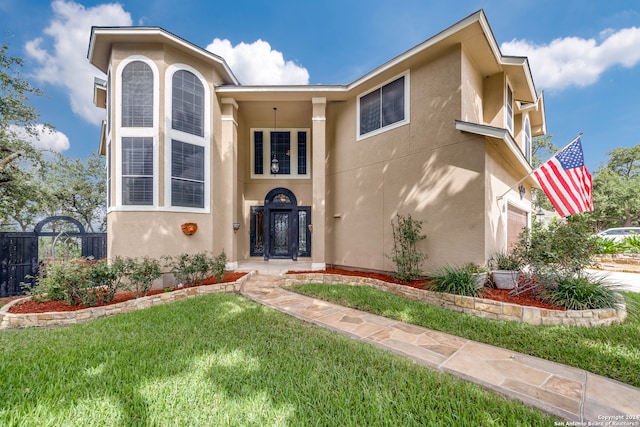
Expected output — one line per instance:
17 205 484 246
240 272 640 423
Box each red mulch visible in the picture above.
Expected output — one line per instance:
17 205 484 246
289 268 564 311
8 272 247 314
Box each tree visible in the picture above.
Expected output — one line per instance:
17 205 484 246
0 42 49 222
42 152 106 232
590 145 640 228
0 42 47 184
531 135 557 211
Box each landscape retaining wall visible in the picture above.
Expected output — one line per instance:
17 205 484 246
0 273 253 330
282 273 627 327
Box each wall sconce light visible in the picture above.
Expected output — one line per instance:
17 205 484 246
233 222 240 233
307 224 313 233
518 185 526 199
270 156 279 174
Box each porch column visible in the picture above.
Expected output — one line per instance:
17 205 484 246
220 98 239 270
311 97 326 270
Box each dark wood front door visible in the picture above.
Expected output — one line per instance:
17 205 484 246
269 210 295 259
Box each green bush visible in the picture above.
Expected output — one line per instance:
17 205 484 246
27 258 101 306
489 251 521 270
595 237 621 254
619 235 640 253
388 214 427 282
430 264 483 297
513 216 598 275
163 251 226 285
539 274 620 310
126 256 162 297
88 258 128 304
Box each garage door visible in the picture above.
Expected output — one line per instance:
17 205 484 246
507 206 528 250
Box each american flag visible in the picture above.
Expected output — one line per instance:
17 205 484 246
533 138 593 217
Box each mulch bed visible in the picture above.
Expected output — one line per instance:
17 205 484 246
7 272 247 314
289 268 564 310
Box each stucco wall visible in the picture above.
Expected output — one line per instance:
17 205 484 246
326 47 486 272
106 42 228 260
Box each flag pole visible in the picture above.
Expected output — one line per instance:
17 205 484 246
496 132 583 201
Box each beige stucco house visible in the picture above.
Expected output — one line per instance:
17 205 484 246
87 10 545 273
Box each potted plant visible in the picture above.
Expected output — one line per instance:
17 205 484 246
464 263 488 289
489 251 520 289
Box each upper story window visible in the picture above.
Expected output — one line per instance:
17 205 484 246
358 72 409 139
524 115 531 163
165 65 209 211
122 61 153 127
251 129 310 179
172 70 204 137
506 83 514 134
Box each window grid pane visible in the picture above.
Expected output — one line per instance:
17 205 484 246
297 132 307 175
381 76 404 127
360 89 381 135
171 140 204 208
122 62 153 128
254 131 264 174
121 137 153 205
271 131 290 174
172 70 204 137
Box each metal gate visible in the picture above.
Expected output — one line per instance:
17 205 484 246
0 216 106 297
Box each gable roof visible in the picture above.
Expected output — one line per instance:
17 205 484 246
87 26 240 85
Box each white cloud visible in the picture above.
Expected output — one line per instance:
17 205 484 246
501 26 640 91
25 0 132 125
206 38 309 85
10 124 70 153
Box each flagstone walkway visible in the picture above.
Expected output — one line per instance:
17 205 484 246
240 272 640 424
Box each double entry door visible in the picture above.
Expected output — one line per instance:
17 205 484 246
250 188 311 260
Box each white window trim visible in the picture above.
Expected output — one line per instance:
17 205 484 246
523 113 531 163
250 128 311 180
356 71 410 141
164 64 211 213
505 80 514 135
114 56 160 210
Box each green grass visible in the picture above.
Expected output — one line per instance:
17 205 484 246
287 283 640 388
0 293 555 426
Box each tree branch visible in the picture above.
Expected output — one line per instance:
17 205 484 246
0 151 21 169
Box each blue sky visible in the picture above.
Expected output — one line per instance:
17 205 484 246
1 0 639 171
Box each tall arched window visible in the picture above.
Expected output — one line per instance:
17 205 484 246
121 61 153 127
167 67 208 210
172 70 204 136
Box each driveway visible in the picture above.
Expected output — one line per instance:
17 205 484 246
586 269 640 293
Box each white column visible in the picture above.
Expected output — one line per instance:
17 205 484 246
220 98 239 270
311 97 326 270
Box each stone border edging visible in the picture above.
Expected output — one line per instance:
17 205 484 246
0 272 254 330
282 273 627 327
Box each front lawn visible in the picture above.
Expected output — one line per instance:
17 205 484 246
0 293 555 426
287 283 640 388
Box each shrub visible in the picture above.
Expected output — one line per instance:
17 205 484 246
513 216 598 275
88 258 128 304
213 250 227 283
430 264 483 297
619 235 640 253
539 274 620 310
595 237 620 255
163 251 225 285
126 256 161 297
26 258 101 306
388 214 427 282
489 251 520 271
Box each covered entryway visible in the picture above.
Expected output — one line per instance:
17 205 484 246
250 188 311 260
